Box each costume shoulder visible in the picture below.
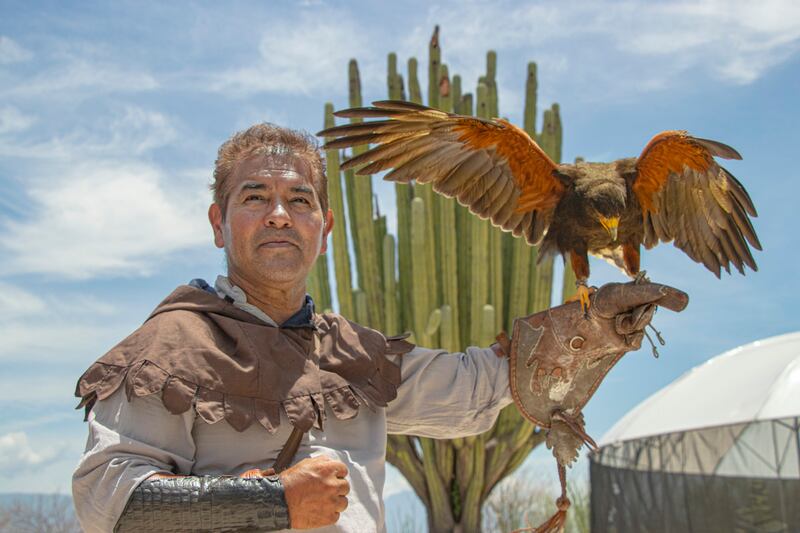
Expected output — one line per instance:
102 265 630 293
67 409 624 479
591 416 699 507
75 287 415 434
74 285 259 422
316 311 414 361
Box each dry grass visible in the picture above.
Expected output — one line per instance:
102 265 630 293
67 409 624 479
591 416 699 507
386 472 591 532
0 494 80 533
482 472 590 533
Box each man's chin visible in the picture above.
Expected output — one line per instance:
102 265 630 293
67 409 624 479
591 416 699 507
253 263 307 284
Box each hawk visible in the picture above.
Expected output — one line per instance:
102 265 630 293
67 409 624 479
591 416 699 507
318 100 761 311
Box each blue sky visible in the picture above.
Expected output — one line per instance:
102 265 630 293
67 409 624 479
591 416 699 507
1 0 798 500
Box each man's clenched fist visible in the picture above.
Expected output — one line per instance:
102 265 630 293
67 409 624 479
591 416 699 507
280 455 350 529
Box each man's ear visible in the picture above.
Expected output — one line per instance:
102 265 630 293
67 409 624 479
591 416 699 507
320 209 334 254
208 203 225 249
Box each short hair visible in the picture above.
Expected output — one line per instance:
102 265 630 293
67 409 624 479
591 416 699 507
212 123 328 218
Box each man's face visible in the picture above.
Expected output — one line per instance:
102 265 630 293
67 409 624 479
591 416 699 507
209 153 333 288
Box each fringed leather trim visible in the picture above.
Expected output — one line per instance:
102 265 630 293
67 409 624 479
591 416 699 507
75 359 397 434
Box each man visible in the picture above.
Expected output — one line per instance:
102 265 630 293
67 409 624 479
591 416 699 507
73 123 683 532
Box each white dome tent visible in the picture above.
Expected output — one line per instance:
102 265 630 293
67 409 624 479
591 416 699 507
590 331 800 532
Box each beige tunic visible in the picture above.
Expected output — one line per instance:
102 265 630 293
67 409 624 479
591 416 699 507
72 279 512 533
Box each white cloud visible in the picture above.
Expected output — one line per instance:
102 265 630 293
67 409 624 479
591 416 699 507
0 162 210 278
0 281 123 361
0 100 212 280
0 320 114 361
208 10 380 96
3 56 158 99
0 282 46 320
0 432 60 473
73 106 177 156
406 0 800 100
0 106 36 134
604 0 800 84
0 36 32 64
0 105 176 160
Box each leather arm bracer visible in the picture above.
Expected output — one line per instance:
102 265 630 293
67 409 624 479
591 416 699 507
114 475 290 532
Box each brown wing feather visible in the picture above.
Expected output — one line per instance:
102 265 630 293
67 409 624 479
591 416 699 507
318 100 564 245
633 131 761 276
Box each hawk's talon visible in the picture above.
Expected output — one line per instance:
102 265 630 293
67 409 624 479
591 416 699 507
566 281 596 316
633 270 650 284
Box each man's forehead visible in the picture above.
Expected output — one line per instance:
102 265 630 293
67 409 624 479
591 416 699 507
231 152 314 185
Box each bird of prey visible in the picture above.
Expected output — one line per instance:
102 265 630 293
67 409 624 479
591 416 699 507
318 100 761 311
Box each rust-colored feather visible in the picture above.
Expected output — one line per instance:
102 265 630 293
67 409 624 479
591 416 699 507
634 131 760 278
318 101 565 246
318 103 761 282
633 130 715 213
453 118 562 212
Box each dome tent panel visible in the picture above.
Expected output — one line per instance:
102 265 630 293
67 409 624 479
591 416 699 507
591 332 800 532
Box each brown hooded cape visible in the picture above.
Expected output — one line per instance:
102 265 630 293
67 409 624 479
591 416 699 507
75 285 413 433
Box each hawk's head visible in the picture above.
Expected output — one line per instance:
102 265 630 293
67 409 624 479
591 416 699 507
571 163 627 241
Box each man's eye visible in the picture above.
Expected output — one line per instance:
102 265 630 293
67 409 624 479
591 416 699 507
292 197 310 204
245 195 264 202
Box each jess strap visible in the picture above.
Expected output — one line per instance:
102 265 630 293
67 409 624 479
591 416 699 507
114 475 290 532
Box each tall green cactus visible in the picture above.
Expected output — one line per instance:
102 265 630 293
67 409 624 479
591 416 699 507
321 104 354 318
319 27 573 533
387 53 414 333
307 254 331 312
346 60 384 330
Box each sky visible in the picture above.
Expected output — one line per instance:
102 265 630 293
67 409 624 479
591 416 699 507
1 0 799 505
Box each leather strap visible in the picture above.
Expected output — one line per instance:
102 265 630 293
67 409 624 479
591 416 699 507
273 427 305 473
114 475 290 532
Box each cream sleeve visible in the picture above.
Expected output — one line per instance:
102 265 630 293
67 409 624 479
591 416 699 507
72 387 196 533
385 346 513 437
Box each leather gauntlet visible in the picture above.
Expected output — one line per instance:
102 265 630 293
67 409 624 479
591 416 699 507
507 281 688 532
510 281 688 464
114 475 290 533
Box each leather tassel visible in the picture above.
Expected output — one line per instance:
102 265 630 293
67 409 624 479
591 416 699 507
512 464 570 533
512 496 569 533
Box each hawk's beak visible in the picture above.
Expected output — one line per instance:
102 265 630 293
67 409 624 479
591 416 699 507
600 216 619 241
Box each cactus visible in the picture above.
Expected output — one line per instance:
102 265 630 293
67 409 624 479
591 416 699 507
322 103 355 318
428 25 441 110
383 233 399 335
524 62 537 135
386 53 414 331
320 27 570 532
307 255 331 312
408 57 422 104
346 60 384 329
410 197 430 345
484 52 504 334
451 75 462 114
439 64 452 113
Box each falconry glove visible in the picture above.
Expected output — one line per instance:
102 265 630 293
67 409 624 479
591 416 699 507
506 281 688 532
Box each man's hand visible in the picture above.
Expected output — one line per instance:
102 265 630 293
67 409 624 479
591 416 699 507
279 455 350 529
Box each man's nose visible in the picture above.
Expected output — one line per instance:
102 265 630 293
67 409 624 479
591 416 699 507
265 201 292 228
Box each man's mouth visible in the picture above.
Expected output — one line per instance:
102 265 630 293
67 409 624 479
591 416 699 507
260 239 296 249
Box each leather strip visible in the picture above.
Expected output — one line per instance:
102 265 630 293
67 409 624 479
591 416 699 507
273 427 305 474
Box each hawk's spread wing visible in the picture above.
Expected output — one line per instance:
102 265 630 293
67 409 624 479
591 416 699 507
632 130 761 276
318 100 565 245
